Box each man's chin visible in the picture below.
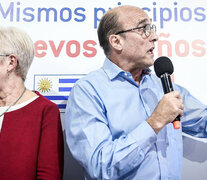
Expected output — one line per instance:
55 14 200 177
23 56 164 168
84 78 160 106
145 61 154 69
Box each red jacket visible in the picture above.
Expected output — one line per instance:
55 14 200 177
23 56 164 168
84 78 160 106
0 92 64 180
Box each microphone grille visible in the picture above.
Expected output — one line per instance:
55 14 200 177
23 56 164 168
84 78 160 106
154 56 174 77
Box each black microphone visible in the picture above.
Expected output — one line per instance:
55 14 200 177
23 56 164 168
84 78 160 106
154 56 180 129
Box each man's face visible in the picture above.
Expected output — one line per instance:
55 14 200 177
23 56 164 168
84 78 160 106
117 7 158 70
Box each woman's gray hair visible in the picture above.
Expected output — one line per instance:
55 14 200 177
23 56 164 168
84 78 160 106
0 26 34 81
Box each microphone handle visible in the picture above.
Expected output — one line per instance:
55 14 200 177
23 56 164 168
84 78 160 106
160 73 180 129
160 73 174 94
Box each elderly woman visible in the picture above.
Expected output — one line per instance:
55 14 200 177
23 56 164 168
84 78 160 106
0 27 64 179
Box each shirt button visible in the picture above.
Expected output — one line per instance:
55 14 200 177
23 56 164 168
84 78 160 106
133 158 138 165
124 72 127 76
107 169 111 176
146 107 150 112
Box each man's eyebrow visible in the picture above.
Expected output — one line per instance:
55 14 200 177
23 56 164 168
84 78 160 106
136 18 152 26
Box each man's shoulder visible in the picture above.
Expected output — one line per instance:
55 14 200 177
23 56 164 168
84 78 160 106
76 68 107 86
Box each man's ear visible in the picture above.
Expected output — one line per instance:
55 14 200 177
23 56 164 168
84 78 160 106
108 34 123 51
7 54 18 72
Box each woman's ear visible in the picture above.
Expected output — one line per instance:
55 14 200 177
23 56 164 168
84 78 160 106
108 34 123 51
7 54 18 72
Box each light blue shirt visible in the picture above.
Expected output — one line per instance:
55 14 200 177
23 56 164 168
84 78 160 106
65 58 207 180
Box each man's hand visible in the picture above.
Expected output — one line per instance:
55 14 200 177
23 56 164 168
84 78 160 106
147 91 184 134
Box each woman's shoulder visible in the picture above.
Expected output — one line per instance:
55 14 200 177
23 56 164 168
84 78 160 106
23 90 60 112
35 91 58 106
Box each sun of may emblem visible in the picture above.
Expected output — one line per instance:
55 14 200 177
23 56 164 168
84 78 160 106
37 78 52 93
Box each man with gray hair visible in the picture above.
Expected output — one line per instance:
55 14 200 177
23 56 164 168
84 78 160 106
65 5 207 180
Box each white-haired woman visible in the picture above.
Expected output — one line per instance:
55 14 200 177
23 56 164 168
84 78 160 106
0 27 64 180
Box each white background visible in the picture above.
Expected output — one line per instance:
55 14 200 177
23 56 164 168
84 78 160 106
1 0 207 179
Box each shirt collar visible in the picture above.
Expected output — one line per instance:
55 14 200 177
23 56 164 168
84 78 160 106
102 57 151 80
102 57 123 80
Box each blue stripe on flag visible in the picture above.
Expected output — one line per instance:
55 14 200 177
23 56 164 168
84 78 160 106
44 96 69 100
57 104 67 109
59 79 79 83
59 87 72 92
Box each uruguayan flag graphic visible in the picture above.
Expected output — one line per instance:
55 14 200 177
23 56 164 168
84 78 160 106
33 74 85 113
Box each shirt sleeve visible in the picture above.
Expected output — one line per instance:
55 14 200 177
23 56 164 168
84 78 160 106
36 102 64 180
65 81 157 179
175 85 207 137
